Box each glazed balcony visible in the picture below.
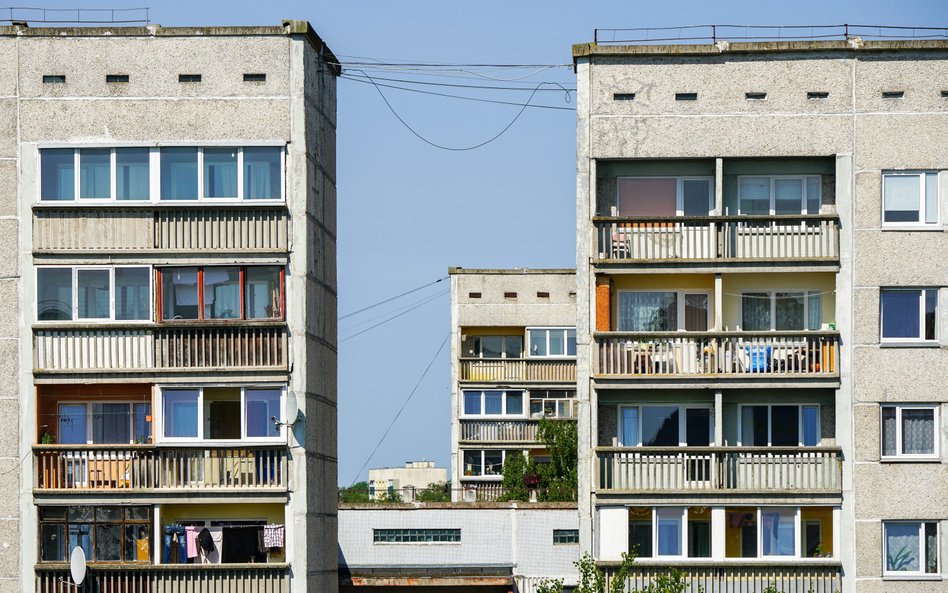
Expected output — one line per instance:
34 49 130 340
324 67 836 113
594 215 839 264
33 204 288 254
33 444 288 492
595 331 839 380
459 419 541 444
36 564 289 593
596 447 842 494
458 358 576 383
33 323 288 373
601 562 841 593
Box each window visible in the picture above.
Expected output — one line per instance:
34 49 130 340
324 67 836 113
160 386 283 442
740 404 820 446
738 176 821 215
880 289 937 342
740 290 822 331
553 529 579 544
39 146 284 202
883 172 939 226
40 506 151 563
618 291 711 331
462 390 524 417
761 508 797 557
57 402 152 444
37 266 151 322
374 529 460 543
462 449 519 478
882 405 938 459
527 328 576 357
460 335 523 359
884 522 939 576
529 390 577 419
159 266 284 321
618 405 712 447
627 507 711 559
616 177 712 217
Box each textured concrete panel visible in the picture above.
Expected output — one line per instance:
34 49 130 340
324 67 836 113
854 53 948 114
853 404 880 462
0 460 19 519
854 463 948 517
0 280 16 339
854 520 882 578
853 346 948 401
0 160 17 218
854 230 948 286
0 399 17 456
853 288 879 346
853 171 882 231
0 518 18 578
0 100 17 159
854 113 948 170
0 219 16 278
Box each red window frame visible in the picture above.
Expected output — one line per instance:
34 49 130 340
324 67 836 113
156 266 285 322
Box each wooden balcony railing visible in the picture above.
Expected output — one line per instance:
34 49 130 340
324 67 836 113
459 420 540 443
458 358 576 382
594 215 839 262
595 332 839 378
33 205 288 252
596 447 842 493
34 324 288 372
34 445 288 492
602 562 841 593
36 564 289 593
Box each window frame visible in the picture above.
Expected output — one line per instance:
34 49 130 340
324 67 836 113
460 449 521 480
39 506 152 564
460 334 524 359
54 400 152 445
373 528 461 544
759 507 802 559
529 390 577 419
737 175 822 216
37 144 286 204
881 170 940 229
155 385 285 444
616 404 714 447
614 176 714 216
553 529 580 545
35 265 153 323
526 327 577 358
461 390 526 419
883 521 940 577
738 289 823 331
616 289 713 332
880 404 940 461
879 288 938 343
737 403 822 447
157 266 285 322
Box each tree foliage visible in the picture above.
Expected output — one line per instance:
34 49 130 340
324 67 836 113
338 481 371 503
498 418 578 502
416 481 452 502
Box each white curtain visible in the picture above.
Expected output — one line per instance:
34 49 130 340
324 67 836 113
902 409 935 455
619 292 677 331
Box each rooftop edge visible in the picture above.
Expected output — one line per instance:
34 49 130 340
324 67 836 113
448 267 575 276
572 38 948 60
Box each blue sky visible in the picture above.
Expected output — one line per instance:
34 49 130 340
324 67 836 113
35 0 947 484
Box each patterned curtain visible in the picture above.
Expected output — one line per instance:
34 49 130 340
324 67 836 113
902 409 935 455
619 292 677 331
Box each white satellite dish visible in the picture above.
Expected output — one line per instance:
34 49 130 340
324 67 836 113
70 546 87 586
284 391 299 426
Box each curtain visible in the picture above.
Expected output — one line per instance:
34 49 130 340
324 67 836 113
617 178 676 216
739 177 770 214
160 148 198 200
116 148 150 200
883 175 920 223
93 403 131 444
774 178 803 214
685 294 709 331
244 147 282 199
204 268 240 318
58 404 88 444
775 292 805 330
886 523 920 572
807 293 822 330
902 409 935 455
881 291 920 339
656 509 682 556
620 407 639 446
741 293 771 331
762 509 795 556
881 408 898 456
619 292 677 331
203 148 238 198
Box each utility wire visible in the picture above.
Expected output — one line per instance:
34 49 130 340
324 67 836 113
339 276 448 321
350 333 450 486
341 289 450 332
339 290 448 343
343 72 576 93
346 68 573 151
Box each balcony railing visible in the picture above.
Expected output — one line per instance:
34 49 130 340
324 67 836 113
34 324 288 372
601 562 841 593
36 564 289 593
459 358 576 382
33 205 288 252
594 215 839 263
596 447 841 493
34 445 288 492
595 332 839 378
460 420 540 443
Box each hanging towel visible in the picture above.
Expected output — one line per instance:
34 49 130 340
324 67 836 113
185 526 198 558
263 524 285 549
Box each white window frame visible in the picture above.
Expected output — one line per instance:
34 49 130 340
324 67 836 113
881 170 940 229
758 507 802 559
155 385 285 445
55 401 151 445
616 290 713 332
616 404 714 447
737 175 822 216
461 390 527 419
614 176 714 216
653 506 688 559
880 404 940 461
737 404 821 447
37 144 286 204
737 289 822 331
879 288 938 343
460 449 521 480
463 334 524 359
526 327 577 358
35 265 153 323
883 521 940 577
528 390 577 419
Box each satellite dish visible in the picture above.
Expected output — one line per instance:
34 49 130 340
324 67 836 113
70 546 87 585
284 391 299 426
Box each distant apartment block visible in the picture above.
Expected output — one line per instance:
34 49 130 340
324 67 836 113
574 28 948 593
2 21 339 593
449 268 577 501
368 460 447 501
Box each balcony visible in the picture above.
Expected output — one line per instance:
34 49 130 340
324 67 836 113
34 324 288 373
601 562 841 593
594 215 839 264
36 564 289 593
595 332 838 380
33 204 288 253
596 447 842 494
459 419 540 443
33 445 288 492
458 358 576 383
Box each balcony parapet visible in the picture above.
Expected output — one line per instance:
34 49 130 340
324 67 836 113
599 561 841 593
36 563 289 593
459 358 576 383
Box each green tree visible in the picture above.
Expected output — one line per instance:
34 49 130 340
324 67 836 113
498 418 578 502
416 481 451 502
536 551 637 593
338 481 370 503
497 449 530 501
375 489 403 503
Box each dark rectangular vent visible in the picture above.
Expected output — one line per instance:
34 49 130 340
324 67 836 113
613 93 635 101
43 75 65 84
537 291 550 298
106 74 129 83
569 291 577 297
675 92 698 101
179 74 202 83
807 91 829 99
468 292 481 299
745 92 767 100
244 73 266 82
942 90 948 98
504 292 517 299
882 91 904 99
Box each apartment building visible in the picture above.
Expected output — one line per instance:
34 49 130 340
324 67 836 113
368 460 447 501
573 27 948 593
449 268 577 501
2 21 338 593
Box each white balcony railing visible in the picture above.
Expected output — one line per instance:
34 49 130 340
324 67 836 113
36 564 289 593
459 420 541 443
459 358 576 382
602 562 841 593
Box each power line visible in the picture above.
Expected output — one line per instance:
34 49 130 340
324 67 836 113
343 72 576 93
339 289 448 343
337 60 571 68
341 288 450 331
350 333 450 486
339 276 448 321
